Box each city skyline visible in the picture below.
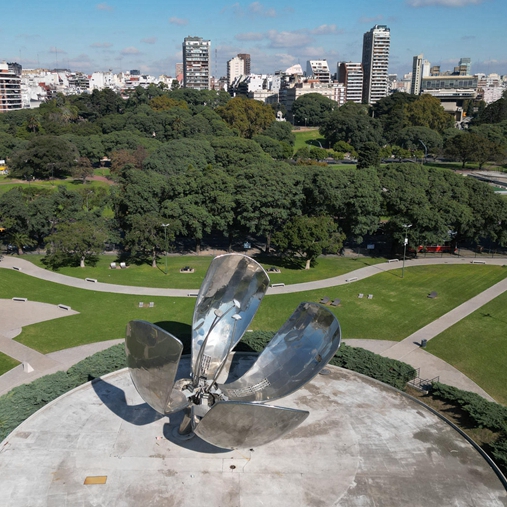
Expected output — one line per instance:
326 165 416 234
1 0 505 77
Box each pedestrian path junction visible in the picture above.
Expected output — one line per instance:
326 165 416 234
1 255 506 401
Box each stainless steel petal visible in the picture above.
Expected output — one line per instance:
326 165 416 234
191 254 269 382
125 320 189 415
194 401 309 449
219 302 341 403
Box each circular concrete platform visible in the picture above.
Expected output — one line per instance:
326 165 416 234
0 359 506 507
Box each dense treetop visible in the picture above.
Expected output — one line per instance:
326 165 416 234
0 86 507 266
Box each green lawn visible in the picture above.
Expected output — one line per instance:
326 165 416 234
293 129 328 151
22 254 386 289
256 265 507 341
427 290 507 405
0 352 20 376
0 178 111 196
1 264 506 359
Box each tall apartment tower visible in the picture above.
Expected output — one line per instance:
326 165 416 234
337 62 363 103
0 62 22 113
306 60 331 83
182 36 211 90
227 56 245 87
237 53 251 75
411 54 431 95
458 57 471 75
361 25 390 104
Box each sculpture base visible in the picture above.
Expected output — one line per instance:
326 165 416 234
1 356 506 507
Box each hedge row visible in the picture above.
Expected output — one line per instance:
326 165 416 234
431 382 507 432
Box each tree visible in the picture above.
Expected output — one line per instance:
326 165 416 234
253 135 292 160
216 97 275 138
357 142 381 169
320 102 382 150
291 93 337 126
396 126 443 157
262 121 295 146
235 163 304 251
273 215 344 269
124 214 178 267
9 136 79 180
403 94 454 133
71 157 94 184
45 221 107 268
444 132 485 168
149 96 189 112
7 232 36 255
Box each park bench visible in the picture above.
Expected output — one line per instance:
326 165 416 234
358 293 364 299
180 266 195 273
120 262 127 269
368 294 373 299
110 262 117 269
330 299 341 307
319 296 330 305
428 291 438 299
267 266 281 273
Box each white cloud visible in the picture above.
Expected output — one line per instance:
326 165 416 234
169 16 188 26
90 42 113 48
266 30 312 48
121 46 142 55
359 15 384 23
235 32 265 41
141 37 157 44
407 0 484 7
310 24 339 35
249 2 277 17
49 46 67 54
96 3 113 11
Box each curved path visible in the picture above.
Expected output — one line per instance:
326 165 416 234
1 254 506 295
1 254 506 401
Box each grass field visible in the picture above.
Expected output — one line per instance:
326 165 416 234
293 128 328 152
427 290 507 405
1 263 506 356
0 177 111 195
0 352 20 376
23 254 386 288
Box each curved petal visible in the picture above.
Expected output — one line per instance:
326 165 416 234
191 254 269 382
194 401 309 449
125 320 189 415
219 302 341 403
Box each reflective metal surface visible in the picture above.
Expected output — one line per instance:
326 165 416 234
194 401 309 449
191 254 269 382
220 302 341 403
125 254 342 449
125 320 188 415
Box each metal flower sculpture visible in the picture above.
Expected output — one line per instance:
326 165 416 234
125 254 341 449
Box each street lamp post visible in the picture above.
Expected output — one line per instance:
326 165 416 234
402 224 412 279
161 223 169 275
419 140 428 165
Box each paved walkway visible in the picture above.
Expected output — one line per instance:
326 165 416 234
1 254 506 401
2 255 506 296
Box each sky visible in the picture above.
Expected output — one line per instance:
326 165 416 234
0 0 505 78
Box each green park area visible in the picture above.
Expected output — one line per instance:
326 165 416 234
0 352 20 375
293 128 327 151
2 261 507 403
428 289 507 405
25 253 384 288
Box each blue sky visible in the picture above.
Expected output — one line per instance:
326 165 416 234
0 0 504 77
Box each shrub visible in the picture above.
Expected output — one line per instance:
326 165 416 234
431 382 507 432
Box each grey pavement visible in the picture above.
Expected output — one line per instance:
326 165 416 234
1 254 507 402
1 362 505 507
2 254 507 296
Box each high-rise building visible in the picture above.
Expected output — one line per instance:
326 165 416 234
237 54 251 75
410 54 431 95
227 56 245 88
182 36 211 90
0 62 22 113
306 60 331 83
457 57 471 76
337 62 363 103
361 25 390 104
